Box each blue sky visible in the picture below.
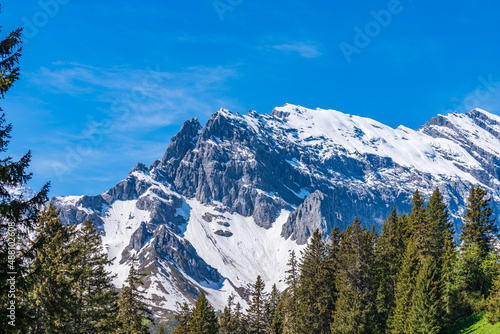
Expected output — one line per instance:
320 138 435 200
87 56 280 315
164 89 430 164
2 0 500 197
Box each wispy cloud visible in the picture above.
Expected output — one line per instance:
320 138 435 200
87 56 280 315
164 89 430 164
271 41 322 58
27 63 239 131
24 62 242 190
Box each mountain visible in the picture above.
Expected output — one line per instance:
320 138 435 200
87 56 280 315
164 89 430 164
52 104 500 314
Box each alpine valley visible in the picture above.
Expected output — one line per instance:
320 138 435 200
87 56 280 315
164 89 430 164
52 104 500 315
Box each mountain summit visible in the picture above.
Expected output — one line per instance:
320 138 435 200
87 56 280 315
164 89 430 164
53 104 500 313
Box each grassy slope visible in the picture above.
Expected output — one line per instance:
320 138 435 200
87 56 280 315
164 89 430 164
445 312 500 334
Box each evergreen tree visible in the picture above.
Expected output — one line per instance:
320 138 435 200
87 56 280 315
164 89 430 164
408 256 444 334
28 205 77 333
296 229 334 334
71 220 119 333
0 19 49 331
409 190 430 256
189 292 219 334
389 240 419 334
247 275 267 334
282 250 299 334
219 295 234 333
456 185 499 302
375 207 405 329
426 188 454 262
265 284 281 333
116 257 154 333
173 302 192 334
459 184 498 256
233 302 248 334
441 227 458 319
219 294 247 333
270 298 285 334
331 219 377 334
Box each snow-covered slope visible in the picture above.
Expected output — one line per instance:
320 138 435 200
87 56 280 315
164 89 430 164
53 104 500 314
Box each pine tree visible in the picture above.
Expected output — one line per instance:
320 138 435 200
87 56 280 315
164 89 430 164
456 185 499 304
71 220 119 333
375 207 405 329
426 188 457 323
389 240 419 334
28 205 77 333
390 189 450 333
459 184 498 256
247 275 267 334
426 188 454 261
409 190 430 256
408 256 444 334
173 302 192 334
219 295 233 333
282 250 299 334
219 294 242 333
441 227 458 319
0 19 49 331
331 219 378 334
270 298 285 334
233 302 248 334
265 284 281 333
189 292 219 334
296 229 334 334
116 257 154 333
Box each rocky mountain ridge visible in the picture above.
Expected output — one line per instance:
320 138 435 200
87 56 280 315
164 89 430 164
53 104 500 313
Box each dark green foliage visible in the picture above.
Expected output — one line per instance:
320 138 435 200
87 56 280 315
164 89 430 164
0 26 22 97
265 284 281 333
270 298 284 334
219 295 234 333
247 275 267 333
0 19 49 332
331 218 377 334
408 256 444 334
454 184 500 315
233 302 247 334
282 250 300 333
297 229 335 334
71 220 119 333
426 189 453 255
219 294 247 333
213 188 500 334
116 257 154 333
459 184 498 257
390 193 426 334
27 205 77 333
189 292 219 334
375 207 405 328
173 302 192 334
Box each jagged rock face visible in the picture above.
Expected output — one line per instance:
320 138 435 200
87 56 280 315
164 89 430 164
152 106 500 239
52 104 500 313
147 225 222 283
420 110 500 192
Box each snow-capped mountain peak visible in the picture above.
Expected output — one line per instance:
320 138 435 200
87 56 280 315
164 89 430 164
53 104 500 313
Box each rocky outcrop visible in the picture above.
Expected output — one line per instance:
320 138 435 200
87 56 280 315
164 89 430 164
52 104 500 312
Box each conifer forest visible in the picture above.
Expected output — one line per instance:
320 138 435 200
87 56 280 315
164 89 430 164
2 3 500 334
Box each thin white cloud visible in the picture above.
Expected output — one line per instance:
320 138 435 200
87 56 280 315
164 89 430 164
25 62 242 187
271 41 322 58
27 63 240 131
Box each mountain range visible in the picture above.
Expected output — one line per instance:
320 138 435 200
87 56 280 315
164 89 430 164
52 104 500 314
